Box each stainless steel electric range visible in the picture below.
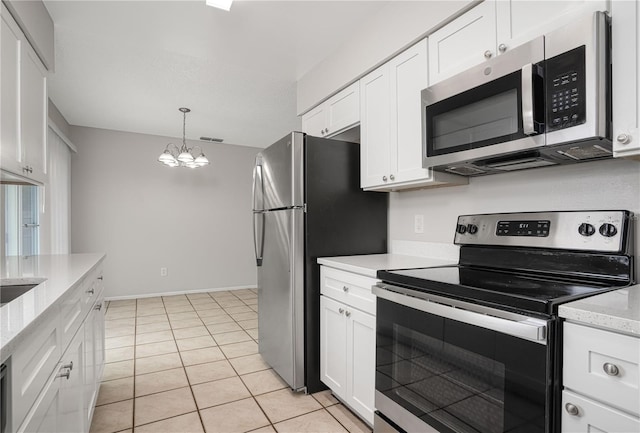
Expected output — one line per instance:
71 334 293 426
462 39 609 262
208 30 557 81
373 211 635 433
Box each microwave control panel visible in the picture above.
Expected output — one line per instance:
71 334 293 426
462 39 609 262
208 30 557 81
546 46 586 132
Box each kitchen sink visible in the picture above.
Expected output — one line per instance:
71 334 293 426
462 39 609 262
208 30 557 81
0 283 41 306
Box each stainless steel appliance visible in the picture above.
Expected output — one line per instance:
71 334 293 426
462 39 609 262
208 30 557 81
422 11 611 176
252 132 387 393
373 211 635 433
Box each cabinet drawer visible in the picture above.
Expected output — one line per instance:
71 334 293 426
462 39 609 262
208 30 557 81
59 281 86 349
563 322 639 416
320 266 377 315
562 390 640 432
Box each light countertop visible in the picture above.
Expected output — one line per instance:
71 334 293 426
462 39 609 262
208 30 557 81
317 254 457 278
1 253 105 360
559 285 640 336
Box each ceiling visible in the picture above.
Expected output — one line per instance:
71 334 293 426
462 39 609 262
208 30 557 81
44 1 390 149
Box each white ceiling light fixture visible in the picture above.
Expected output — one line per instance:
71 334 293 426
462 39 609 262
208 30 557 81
205 0 233 11
158 108 210 169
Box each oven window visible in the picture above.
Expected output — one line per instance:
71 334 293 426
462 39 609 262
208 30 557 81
432 89 518 152
376 298 547 433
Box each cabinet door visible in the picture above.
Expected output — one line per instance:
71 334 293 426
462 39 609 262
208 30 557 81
84 297 105 425
1 8 22 175
360 65 391 189
15 368 61 433
346 307 376 426
389 39 432 185
428 0 496 85
301 105 326 138
612 0 640 157
562 390 640 433
496 1 609 55
58 327 86 433
21 46 47 183
320 295 347 399
325 82 359 137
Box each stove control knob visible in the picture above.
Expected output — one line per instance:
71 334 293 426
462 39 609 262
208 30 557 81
456 224 467 234
578 223 595 237
467 224 478 234
599 223 618 237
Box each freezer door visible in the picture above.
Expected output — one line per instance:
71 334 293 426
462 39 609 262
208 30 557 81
257 208 305 390
260 132 304 209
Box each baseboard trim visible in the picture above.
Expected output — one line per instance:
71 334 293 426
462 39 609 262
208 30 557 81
105 285 258 301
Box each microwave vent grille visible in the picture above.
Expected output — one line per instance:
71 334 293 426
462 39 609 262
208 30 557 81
557 144 612 160
445 166 486 176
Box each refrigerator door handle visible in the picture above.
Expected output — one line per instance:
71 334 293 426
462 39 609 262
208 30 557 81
253 212 265 266
252 162 264 212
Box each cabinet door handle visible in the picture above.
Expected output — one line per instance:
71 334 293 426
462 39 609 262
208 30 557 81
61 362 73 371
382 176 388 182
345 311 351 318
87 288 95 295
498 43 507 53
342 286 349 292
98 276 104 281
338 308 344 314
564 403 579 416
484 50 493 59
94 303 103 311
389 174 395 181
603 362 620 376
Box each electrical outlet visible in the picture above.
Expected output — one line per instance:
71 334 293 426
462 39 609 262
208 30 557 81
160 267 168 277
414 214 424 234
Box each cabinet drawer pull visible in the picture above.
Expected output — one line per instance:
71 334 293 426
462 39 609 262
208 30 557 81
564 403 579 416
603 362 620 376
61 362 73 371
338 308 344 314
97 276 104 280
94 303 103 311
56 370 71 380
345 310 351 318
87 288 95 295
342 286 349 292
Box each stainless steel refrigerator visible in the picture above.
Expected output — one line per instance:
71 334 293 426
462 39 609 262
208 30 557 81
252 132 387 393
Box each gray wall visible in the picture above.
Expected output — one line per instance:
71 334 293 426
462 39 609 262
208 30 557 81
389 158 640 273
70 126 260 299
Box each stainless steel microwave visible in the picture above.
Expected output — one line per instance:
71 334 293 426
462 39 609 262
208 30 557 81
422 11 611 176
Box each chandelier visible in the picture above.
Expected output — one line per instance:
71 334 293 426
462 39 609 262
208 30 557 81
158 108 210 168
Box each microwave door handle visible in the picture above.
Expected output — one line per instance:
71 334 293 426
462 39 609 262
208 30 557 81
522 63 536 135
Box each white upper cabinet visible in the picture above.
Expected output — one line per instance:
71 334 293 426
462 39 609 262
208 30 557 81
612 0 640 158
428 1 497 85
301 82 359 138
429 0 609 85
361 39 467 191
0 5 48 184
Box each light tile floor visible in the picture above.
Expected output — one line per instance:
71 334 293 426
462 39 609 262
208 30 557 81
91 289 372 433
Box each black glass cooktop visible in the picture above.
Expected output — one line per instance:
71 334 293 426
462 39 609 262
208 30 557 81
377 265 630 316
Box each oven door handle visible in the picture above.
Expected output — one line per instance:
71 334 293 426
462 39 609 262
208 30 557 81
373 284 547 343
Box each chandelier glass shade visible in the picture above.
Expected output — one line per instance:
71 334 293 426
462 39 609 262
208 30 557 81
158 108 210 168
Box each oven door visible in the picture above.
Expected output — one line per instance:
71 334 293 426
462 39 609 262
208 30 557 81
374 285 552 433
422 36 545 171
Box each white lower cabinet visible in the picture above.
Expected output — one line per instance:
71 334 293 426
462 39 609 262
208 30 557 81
320 266 377 425
10 267 105 433
562 321 640 431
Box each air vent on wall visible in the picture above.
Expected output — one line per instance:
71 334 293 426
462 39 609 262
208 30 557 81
200 137 224 143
